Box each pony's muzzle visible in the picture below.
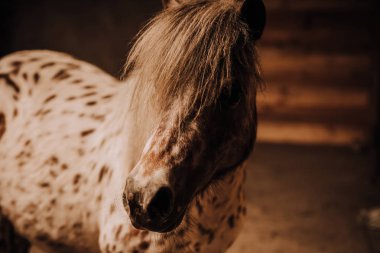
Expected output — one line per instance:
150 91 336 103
124 178 175 232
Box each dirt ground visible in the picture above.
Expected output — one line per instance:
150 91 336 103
228 143 380 253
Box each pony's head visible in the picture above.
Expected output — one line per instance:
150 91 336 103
123 0 265 232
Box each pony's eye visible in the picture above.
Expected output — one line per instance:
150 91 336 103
221 85 241 107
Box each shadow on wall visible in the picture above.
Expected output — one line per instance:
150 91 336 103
0 0 162 76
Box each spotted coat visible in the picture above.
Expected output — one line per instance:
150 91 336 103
0 51 247 253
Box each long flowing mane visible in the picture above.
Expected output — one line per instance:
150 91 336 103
123 0 262 119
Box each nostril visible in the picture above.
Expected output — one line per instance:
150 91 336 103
147 187 174 220
127 192 143 216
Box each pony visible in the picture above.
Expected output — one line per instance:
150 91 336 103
0 0 265 252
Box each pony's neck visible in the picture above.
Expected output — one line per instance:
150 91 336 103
93 76 158 177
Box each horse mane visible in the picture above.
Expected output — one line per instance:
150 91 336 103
123 0 262 119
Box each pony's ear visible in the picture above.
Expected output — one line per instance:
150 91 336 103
161 0 183 8
240 0 266 40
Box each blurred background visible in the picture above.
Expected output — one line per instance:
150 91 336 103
1 0 379 252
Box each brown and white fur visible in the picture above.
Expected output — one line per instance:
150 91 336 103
0 0 265 252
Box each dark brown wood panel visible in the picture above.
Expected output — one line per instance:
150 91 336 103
257 0 374 145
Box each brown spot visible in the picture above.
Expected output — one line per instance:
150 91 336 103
227 215 235 228
77 148 85 156
86 101 97 106
34 108 52 116
29 57 40 62
24 203 37 213
0 113 5 139
194 242 201 252
130 228 140 237
52 69 70 80
115 225 123 240
66 63 80 69
91 114 105 121
22 72 28 80
50 156 59 164
80 129 95 137
73 222 82 229
10 61 22 75
33 73 40 83
38 182 50 188
73 174 81 185
71 79 82 84
50 199 56 205
0 73 20 93
102 94 113 99
98 165 109 183
96 194 102 202
43 94 57 104
15 151 26 159
139 241 150 250
177 228 186 237
109 204 115 214
11 60 22 68
40 62 56 68
175 242 190 250
197 224 214 244
49 170 58 178
81 92 97 97
83 85 95 89
157 239 165 246
23 221 33 230
25 139 31 146
61 163 68 170
66 96 77 101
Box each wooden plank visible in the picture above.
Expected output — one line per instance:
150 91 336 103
261 8 372 53
258 106 368 128
257 84 368 110
259 48 372 88
257 121 366 145
261 28 371 54
264 75 371 91
266 10 371 30
265 0 371 11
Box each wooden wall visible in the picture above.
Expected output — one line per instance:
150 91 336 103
0 0 376 146
256 0 374 146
